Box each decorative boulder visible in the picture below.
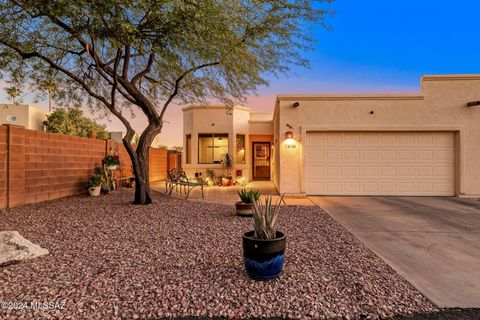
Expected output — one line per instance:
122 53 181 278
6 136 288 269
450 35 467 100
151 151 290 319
0 231 49 265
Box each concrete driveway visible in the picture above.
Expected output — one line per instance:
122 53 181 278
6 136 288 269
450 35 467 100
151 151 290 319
309 196 480 308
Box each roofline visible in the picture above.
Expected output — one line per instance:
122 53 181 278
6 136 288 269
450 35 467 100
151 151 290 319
276 74 480 102
181 104 250 112
422 74 480 81
0 103 48 112
276 94 424 102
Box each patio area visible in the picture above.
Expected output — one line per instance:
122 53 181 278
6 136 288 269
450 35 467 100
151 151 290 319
151 180 315 205
0 189 436 319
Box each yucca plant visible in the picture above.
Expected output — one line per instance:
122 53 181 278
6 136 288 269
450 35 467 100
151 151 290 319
252 195 285 240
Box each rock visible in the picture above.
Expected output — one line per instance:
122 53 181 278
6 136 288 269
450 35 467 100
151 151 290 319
0 231 49 265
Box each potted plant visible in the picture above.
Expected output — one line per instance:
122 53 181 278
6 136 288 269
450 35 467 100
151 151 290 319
221 153 234 186
206 169 216 187
236 189 260 217
103 155 120 170
243 195 285 280
87 173 102 196
101 177 112 194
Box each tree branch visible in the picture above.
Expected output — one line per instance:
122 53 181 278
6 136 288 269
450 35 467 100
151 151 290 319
122 45 131 79
131 53 154 86
0 40 111 107
159 61 220 120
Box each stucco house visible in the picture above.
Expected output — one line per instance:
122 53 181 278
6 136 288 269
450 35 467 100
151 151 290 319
182 105 274 183
183 74 480 198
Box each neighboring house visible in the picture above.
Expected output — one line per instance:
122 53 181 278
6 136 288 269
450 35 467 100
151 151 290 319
0 104 48 131
184 74 480 198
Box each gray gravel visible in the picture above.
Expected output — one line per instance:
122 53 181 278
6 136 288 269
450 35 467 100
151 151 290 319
0 189 436 319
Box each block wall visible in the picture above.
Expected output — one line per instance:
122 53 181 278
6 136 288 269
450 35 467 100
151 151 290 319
0 125 179 208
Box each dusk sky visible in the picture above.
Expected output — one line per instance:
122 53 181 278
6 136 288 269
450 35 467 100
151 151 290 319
2 1 480 147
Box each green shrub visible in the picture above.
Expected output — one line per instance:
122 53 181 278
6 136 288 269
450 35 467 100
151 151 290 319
88 174 102 188
103 155 120 166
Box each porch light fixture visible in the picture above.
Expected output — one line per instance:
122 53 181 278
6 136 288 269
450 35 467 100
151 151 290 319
293 102 300 108
466 101 480 107
285 131 293 140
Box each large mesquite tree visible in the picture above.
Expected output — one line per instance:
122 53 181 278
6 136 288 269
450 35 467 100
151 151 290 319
0 0 331 204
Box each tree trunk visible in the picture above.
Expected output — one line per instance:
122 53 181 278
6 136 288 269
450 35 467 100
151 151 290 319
134 141 152 204
123 122 162 205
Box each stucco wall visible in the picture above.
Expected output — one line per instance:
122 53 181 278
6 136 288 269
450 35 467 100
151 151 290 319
0 104 47 131
249 121 273 135
0 104 30 128
182 105 275 182
182 105 248 179
275 75 480 196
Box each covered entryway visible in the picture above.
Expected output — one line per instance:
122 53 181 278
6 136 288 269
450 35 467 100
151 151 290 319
305 132 455 196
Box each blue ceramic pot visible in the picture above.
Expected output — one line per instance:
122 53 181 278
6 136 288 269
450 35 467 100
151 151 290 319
242 230 286 280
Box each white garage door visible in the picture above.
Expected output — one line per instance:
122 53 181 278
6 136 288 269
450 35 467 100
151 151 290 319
305 132 455 196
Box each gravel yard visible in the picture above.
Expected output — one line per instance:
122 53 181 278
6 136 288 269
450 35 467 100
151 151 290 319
0 189 437 319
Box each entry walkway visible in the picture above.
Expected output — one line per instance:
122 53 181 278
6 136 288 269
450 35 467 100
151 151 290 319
152 180 315 205
151 180 280 204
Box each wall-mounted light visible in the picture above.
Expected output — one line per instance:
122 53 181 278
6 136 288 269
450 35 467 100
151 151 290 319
467 101 480 107
285 131 293 139
293 102 300 108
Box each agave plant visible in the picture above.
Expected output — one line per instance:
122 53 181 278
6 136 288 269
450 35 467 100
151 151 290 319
238 189 261 204
252 195 285 240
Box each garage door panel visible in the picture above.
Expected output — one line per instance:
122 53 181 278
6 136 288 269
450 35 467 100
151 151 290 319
327 150 342 160
345 150 360 160
416 150 434 160
380 133 396 144
307 149 325 161
362 134 379 144
305 132 455 196
362 150 378 160
381 150 397 160
435 150 454 162
344 166 360 176
380 183 396 193
326 133 343 145
344 133 361 144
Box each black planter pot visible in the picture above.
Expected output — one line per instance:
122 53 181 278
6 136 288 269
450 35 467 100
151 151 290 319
242 230 286 280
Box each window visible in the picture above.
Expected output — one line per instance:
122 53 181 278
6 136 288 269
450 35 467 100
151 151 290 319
236 134 245 164
198 134 229 164
185 134 191 164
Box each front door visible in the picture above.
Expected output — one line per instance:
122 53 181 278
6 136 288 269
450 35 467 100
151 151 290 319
252 142 270 180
